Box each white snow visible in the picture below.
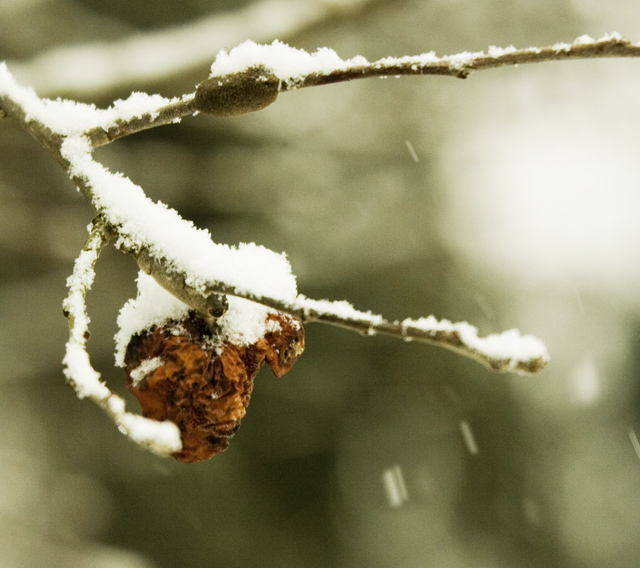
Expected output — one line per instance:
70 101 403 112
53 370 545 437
215 295 277 349
129 356 165 386
459 420 479 455
601 31 623 41
63 343 111 400
63 245 98 341
404 139 420 163
444 51 484 69
205 32 628 88
59 221 182 456
115 271 191 366
374 52 439 68
209 39 368 82
487 45 518 57
628 428 640 462
115 410 182 456
294 296 547 370
61 225 112 400
38 92 182 137
573 34 596 45
381 465 409 508
0 63 182 136
553 32 621 53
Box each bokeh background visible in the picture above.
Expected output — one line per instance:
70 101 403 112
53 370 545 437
2 1 640 566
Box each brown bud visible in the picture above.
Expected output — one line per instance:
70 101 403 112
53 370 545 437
193 65 279 117
124 310 304 463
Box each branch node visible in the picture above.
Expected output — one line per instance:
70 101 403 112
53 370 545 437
193 65 280 117
135 247 228 322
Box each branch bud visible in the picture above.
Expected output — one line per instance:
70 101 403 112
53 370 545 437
194 65 279 117
135 248 228 322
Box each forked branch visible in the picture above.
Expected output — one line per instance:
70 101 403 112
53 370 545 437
62 217 182 456
82 33 640 146
2 34 600 376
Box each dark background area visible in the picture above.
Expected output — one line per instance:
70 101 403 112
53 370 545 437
1 1 640 566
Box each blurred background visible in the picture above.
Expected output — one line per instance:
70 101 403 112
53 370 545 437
1 0 640 566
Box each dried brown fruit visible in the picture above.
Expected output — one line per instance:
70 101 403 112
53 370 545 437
124 310 304 463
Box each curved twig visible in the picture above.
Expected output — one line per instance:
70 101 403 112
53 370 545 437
77 33 640 146
61 217 182 456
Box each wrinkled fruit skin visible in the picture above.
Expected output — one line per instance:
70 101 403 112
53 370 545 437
124 311 304 463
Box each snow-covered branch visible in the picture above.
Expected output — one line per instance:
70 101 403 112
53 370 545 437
1 32 590 458
0 33 572 368
8 0 382 96
62 217 182 457
74 33 640 148
288 300 547 374
3 31 600 376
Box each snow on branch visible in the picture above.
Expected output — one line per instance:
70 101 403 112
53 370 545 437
141 278 548 374
72 33 640 147
62 217 182 456
0 36 583 376
200 32 640 91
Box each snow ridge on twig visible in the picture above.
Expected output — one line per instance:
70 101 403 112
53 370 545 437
8 0 380 95
290 297 548 374
0 41 559 378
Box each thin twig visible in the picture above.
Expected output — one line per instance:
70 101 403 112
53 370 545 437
9 0 385 96
281 33 640 89
92 228 547 373
0 42 555 374
61 217 182 456
193 284 548 374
